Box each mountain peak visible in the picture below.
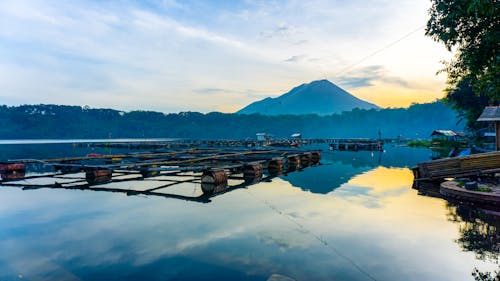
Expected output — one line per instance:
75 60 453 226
313 79 331 84
236 80 379 116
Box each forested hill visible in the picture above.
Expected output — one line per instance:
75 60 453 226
0 102 462 139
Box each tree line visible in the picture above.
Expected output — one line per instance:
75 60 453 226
0 102 462 139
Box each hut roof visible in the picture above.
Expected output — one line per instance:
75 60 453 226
431 130 458 137
477 106 500 121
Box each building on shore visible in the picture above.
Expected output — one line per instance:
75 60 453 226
430 130 464 141
477 106 500 151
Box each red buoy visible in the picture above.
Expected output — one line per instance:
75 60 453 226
85 169 112 185
0 163 26 180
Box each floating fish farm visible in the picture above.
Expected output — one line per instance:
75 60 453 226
0 148 321 203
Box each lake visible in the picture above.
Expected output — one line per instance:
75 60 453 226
0 143 498 281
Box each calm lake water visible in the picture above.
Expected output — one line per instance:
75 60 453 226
0 143 498 281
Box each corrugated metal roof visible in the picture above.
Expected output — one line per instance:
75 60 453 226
477 106 500 121
484 132 496 137
431 130 457 137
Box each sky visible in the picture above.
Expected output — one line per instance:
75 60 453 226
0 0 452 113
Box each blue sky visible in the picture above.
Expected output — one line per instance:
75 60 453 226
0 0 451 113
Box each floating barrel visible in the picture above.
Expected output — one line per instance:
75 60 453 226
268 158 284 175
243 163 263 183
300 152 312 167
140 164 159 178
0 163 26 180
201 169 228 195
311 151 321 164
287 155 301 171
85 169 112 185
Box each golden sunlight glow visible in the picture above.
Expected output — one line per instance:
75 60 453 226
251 168 455 238
348 167 414 193
351 82 446 108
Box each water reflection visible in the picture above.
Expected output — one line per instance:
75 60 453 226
0 143 129 162
281 146 430 194
0 145 498 281
446 204 500 262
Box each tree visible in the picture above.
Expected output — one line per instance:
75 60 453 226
426 0 499 129
472 268 500 281
446 77 490 130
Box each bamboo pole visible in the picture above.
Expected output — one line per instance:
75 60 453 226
6 148 217 163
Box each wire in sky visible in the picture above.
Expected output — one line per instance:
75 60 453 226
332 25 427 77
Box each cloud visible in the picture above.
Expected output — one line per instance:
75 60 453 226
293 39 308 45
335 65 410 89
131 10 247 50
284 55 306 63
194 88 269 99
259 23 302 39
336 77 374 89
194 88 243 95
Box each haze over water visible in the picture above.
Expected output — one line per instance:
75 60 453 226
0 143 497 281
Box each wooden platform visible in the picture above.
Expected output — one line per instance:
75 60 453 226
329 139 382 151
440 180 500 208
0 148 321 202
412 151 500 182
83 138 385 150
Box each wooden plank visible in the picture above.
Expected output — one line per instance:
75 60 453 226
414 151 500 180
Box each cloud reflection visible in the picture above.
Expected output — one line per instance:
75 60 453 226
0 167 497 280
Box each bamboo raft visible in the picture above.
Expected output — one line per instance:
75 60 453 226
83 138 385 150
412 151 500 182
0 148 321 202
329 139 383 151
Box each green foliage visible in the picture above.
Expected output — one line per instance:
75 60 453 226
0 102 462 139
475 186 493 193
426 0 499 129
444 78 491 130
431 138 467 148
456 180 494 192
407 140 432 147
472 268 500 281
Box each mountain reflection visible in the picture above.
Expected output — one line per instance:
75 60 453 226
281 146 430 194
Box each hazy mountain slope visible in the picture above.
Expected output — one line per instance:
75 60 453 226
237 79 379 115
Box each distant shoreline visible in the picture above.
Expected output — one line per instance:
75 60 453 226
0 138 178 145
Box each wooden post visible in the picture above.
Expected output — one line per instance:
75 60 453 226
496 121 500 151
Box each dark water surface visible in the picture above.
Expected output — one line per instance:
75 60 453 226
0 144 498 281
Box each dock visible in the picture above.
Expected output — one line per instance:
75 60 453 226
80 138 384 151
412 151 500 182
440 180 500 208
0 148 321 202
328 139 383 151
